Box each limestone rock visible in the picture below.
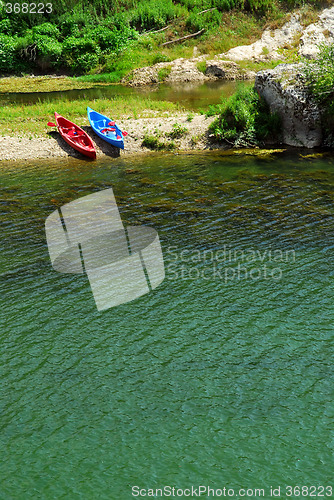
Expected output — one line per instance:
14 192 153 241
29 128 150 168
166 58 207 83
125 66 160 86
223 14 303 62
205 59 255 80
299 6 334 58
255 64 322 148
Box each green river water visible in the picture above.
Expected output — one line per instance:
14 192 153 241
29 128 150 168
0 150 333 499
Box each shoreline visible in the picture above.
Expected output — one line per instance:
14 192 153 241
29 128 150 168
1 113 220 162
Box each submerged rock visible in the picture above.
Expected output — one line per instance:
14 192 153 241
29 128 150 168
255 63 322 148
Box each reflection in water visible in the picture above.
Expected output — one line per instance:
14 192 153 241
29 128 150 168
0 80 246 111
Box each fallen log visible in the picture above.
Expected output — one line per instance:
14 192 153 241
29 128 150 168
140 25 171 36
161 29 205 47
151 25 171 34
198 7 217 14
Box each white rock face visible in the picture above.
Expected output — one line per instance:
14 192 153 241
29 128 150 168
255 64 322 148
224 6 334 61
224 14 303 61
298 6 334 58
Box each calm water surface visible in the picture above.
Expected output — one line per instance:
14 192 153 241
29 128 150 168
0 80 242 111
0 150 333 498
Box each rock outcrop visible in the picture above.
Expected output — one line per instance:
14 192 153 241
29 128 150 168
123 5 334 88
255 63 322 148
205 59 256 80
223 14 303 62
123 56 255 86
223 6 334 62
298 7 334 58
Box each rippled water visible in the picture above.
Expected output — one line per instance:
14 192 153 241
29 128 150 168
1 150 333 499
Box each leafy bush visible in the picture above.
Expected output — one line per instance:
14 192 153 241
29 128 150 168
196 60 207 73
168 123 189 138
209 84 281 147
186 9 222 32
303 44 334 104
63 36 99 57
32 23 60 39
158 66 172 81
0 34 16 71
129 0 185 30
302 44 334 145
142 134 175 150
0 19 13 35
74 53 100 72
91 24 137 53
152 52 171 64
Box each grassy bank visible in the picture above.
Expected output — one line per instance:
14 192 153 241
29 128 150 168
0 75 114 93
0 95 184 136
1 0 328 81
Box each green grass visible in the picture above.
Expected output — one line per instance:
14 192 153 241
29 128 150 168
168 123 189 139
302 43 334 146
209 84 281 147
142 134 175 150
0 96 184 136
196 61 207 74
75 72 125 84
0 75 111 93
157 66 172 82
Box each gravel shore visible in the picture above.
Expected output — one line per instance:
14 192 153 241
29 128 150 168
1 114 218 161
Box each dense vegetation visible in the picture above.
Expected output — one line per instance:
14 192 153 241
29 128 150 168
208 84 281 146
303 43 334 145
0 0 330 78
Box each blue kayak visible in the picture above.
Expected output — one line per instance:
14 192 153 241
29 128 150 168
87 107 125 150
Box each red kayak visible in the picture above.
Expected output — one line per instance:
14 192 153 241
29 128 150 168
48 112 96 159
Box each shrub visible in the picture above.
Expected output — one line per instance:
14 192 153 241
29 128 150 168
0 19 13 35
75 53 100 72
142 134 175 150
63 36 99 57
152 52 171 64
0 34 17 71
32 23 60 39
196 60 207 73
157 66 171 81
186 9 222 32
302 43 334 145
168 123 189 139
129 0 185 30
303 44 334 104
209 84 281 147
91 24 137 53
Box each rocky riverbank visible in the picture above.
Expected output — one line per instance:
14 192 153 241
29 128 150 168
1 114 218 161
